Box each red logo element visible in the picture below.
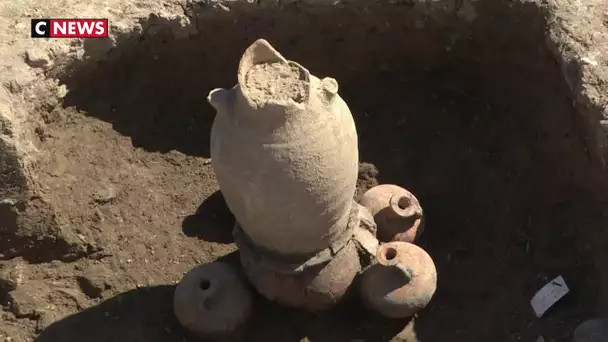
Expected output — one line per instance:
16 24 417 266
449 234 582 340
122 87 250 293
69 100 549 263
31 19 109 38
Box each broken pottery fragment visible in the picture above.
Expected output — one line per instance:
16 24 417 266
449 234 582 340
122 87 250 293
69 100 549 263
353 204 380 258
359 184 424 243
173 262 252 340
208 38 359 256
360 241 437 318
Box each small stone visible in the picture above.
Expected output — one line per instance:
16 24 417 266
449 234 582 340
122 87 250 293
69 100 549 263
56 84 67 98
7 282 49 317
25 48 52 69
581 57 598 66
0 261 27 291
76 264 113 298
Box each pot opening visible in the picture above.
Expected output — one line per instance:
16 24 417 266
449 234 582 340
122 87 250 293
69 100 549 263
384 246 398 261
245 61 310 106
199 278 211 291
397 197 411 210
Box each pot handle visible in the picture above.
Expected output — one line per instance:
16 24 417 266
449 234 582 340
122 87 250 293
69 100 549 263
207 88 233 114
322 77 339 101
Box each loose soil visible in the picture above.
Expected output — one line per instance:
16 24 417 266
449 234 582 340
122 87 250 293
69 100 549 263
1 1 608 342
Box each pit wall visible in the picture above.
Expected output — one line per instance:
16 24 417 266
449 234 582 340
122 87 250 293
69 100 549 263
0 0 606 261
543 0 608 167
0 0 191 260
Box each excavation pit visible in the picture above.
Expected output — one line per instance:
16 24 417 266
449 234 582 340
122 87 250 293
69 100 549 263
2 0 608 341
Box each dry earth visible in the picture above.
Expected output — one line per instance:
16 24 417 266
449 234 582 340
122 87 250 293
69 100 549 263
0 0 607 341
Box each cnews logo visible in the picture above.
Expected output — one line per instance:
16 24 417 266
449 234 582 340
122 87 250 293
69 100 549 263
31 19 109 38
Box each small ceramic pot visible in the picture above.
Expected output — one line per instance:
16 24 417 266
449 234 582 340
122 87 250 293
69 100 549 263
360 241 437 318
173 262 253 340
236 223 361 312
358 184 424 243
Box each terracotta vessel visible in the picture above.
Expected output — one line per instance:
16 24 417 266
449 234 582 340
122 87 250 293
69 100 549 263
234 202 376 311
238 229 361 312
206 39 370 311
358 184 424 243
173 262 253 340
208 38 359 256
360 241 437 318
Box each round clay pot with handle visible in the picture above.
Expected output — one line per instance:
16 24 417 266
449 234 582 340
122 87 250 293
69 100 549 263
358 184 424 243
173 262 253 340
360 241 437 318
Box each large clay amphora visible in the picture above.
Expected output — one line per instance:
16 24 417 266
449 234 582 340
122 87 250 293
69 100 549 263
208 39 359 256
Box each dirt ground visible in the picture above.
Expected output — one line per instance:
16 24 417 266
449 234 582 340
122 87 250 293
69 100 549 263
1 0 608 341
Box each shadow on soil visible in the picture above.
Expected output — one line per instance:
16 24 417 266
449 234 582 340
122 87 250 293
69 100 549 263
50 0 608 341
35 251 411 342
182 190 235 244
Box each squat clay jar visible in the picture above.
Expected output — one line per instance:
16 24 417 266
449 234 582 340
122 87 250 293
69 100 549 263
173 262 253 340
358 184 424 243
360 241 437 318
